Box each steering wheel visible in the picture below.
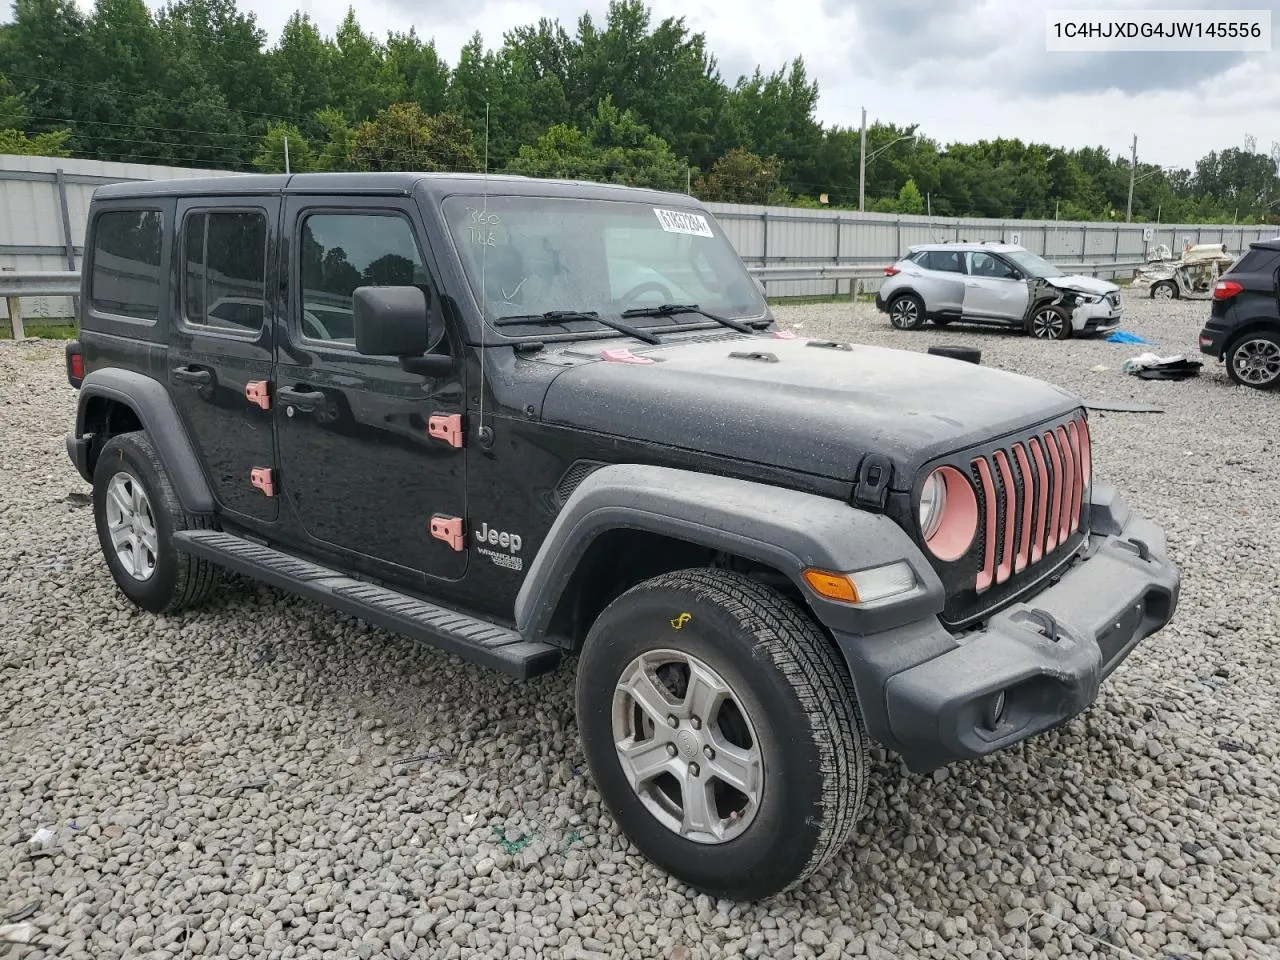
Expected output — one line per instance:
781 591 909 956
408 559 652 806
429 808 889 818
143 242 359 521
618 281 674 307
302 309 331 341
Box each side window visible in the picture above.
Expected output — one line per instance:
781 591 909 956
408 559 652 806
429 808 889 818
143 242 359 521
908 251 928 266
924 250 964 273
90 210 164 321
182 210 268 334
967 252 1018 279
297 213 428 345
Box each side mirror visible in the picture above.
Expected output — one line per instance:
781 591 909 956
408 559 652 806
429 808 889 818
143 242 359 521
354 286 434 356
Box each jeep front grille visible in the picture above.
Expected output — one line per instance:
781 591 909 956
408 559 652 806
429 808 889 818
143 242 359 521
968 415 1091 593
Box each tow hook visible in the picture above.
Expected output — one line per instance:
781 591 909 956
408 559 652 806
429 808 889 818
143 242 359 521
1011 608 1061 644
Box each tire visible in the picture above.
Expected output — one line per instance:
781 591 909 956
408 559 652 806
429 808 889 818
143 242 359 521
576 568 868 900
92 432 217 613
1225 330 1280 390
887 293 925 330
1029 303 1073 341
1151 281 1178 300
928 345 982 365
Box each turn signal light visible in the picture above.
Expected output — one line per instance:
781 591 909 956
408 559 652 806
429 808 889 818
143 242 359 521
802 569 859 604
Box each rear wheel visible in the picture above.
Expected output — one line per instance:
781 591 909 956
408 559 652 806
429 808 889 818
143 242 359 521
1151 281 1178 300
576 569 868 900
1226 331 1280 389
888 293 925 330
92 432 217 613
1029 303 1072 341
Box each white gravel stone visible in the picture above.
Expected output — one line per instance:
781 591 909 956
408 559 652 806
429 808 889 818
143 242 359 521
2 290 1279 958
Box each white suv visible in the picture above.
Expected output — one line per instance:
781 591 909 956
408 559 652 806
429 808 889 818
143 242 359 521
876 242 1123 340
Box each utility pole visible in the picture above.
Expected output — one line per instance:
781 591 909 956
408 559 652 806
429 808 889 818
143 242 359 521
283 136 291 175
1125 134 1137 222
858 107 867 212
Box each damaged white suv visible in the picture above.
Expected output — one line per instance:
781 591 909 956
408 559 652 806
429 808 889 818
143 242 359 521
877 242 1123 341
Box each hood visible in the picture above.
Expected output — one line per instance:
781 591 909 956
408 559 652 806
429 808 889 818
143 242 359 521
1046 275 1119 296
537 335 1081 488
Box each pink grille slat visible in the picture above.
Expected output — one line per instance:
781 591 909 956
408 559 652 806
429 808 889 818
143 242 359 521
993 450 1016 584
1028 437 1049 564
1078 416 1092 488
1056 426 1075 542
973 457 998 592
1011 443 1034 573
1043 432 1063 552
1066 421 1083 532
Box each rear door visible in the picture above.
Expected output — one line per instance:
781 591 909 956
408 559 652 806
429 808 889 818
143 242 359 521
167 197 279 524
273 195 468 586
963 251 1029 322
919 250 966 315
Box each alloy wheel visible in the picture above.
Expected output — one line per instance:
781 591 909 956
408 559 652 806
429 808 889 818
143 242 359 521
1232 337 1280 386
104 472 159 581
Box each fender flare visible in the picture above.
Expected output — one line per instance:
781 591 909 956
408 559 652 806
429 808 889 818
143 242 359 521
514 464 945 643
74 368 215 513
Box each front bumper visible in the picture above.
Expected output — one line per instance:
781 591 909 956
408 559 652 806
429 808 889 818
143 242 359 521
1073 299 1123 333
832 487 1178 773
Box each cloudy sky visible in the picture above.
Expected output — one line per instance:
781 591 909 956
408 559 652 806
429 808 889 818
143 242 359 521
82 0 1280 170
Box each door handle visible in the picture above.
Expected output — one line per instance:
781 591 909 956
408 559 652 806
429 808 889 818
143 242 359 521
172 365 212 386
965 282 980 288
277 384 325 414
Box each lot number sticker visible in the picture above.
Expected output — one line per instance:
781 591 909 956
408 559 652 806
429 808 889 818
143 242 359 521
654 208 714 238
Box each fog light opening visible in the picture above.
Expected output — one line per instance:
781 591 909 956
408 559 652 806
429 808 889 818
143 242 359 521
983 690 1007 731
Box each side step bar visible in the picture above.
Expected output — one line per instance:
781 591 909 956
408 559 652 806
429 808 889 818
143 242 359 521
173 530 561 679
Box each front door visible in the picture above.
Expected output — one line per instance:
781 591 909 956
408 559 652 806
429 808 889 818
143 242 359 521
167 198 279 524
962 251 1030 322
274 197 468 585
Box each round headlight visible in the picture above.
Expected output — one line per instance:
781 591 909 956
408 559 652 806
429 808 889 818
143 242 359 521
919 470 947 540
921 466 979 562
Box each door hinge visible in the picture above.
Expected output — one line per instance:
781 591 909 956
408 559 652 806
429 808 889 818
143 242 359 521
427 413 464 448
429 514 465 551
245 380 271 411
250 467 276 497
853 454 893 509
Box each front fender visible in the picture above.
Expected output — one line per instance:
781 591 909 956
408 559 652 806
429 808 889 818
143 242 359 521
514 464 945 643
74 369 214 513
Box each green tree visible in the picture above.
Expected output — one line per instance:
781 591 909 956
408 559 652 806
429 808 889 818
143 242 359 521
0 127 73 155
253 121 314 172
694 148 787 204
896 177 925 214
350 102 479 171
505 96 684 189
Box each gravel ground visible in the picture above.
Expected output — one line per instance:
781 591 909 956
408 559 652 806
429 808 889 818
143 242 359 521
2 291 1279 960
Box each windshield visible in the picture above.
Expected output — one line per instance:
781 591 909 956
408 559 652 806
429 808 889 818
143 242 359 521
1004 250 1065 279
441 195 767 333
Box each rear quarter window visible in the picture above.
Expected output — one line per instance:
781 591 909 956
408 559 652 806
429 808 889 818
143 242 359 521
1229 249 1280 278
89 210 164 321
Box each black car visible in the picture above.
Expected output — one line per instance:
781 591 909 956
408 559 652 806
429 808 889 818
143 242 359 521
1199 238 1280 389
63 172 1179 899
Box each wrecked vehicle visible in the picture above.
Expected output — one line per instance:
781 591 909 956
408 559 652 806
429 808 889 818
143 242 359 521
879 242 1122 340
1131 242 1236 300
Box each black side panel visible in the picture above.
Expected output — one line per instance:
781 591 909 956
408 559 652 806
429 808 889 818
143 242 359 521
75 368 214 512
514 463 946 643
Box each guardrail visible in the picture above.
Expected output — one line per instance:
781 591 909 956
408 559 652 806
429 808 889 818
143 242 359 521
0 270 81 338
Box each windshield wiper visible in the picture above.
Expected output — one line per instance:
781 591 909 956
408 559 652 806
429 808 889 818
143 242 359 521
620 302 761 333
493 310 661 345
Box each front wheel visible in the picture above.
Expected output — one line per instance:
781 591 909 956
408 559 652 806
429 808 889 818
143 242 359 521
1151 281 1178 300
576 569 868 900
1029 303 1073 341
1226 331 1280 389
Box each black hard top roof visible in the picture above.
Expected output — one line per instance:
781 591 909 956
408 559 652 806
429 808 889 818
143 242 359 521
93 171 698 206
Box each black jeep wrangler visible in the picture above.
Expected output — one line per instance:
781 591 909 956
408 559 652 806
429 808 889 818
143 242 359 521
65 173 1179 899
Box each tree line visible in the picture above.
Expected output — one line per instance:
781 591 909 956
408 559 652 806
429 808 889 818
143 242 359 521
2 0 1278 223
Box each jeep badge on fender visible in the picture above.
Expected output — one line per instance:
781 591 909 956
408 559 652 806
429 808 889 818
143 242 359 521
64 172 1179 901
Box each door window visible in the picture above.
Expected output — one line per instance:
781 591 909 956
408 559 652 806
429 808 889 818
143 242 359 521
181 210 268 334
923 250 965 273
297 213 429 345
966 252 1019 279
90 210 164 321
